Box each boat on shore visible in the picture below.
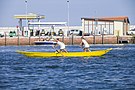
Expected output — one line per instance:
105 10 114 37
34 36 57 45
17 48 112 58
34 40 57 45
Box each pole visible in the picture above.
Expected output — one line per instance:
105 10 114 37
102 29 104 44
28 23 31 45
38 18 41 39
93 30 95 44
4 32 6 46
25 0 28 37
29 36 31 45
67 1 69 32
94 18 98 44
71 34 74 45
17 26 20 45
67 1 71 45
19 19 23 36
117 31 119 44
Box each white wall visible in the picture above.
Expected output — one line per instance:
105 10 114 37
114 21 123 36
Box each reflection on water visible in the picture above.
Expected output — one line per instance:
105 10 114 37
0 44 135 89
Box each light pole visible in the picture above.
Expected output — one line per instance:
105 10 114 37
25 0 28 36
67 1 72 44
67 1 69 32
93 18 98 44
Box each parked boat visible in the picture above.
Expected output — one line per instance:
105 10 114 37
34 40 57 45
17 48 112 58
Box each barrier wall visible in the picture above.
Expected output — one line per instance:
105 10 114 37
0 35 133 46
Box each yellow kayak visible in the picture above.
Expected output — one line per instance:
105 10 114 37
16 48 112 57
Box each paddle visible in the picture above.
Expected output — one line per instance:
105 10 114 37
52 46 64 57
79 45 91 52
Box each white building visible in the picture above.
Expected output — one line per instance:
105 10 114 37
81 16 130 36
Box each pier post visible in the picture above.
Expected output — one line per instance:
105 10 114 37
102 34 104 44
93 34 96 44
117 31 119 44
71 34 74 45
102 29 104 44
17 26 20 45
4 32 6 46
29 37 31 45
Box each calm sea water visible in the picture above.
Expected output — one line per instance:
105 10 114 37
0 45 135 90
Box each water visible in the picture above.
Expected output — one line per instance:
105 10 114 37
0 45 135 90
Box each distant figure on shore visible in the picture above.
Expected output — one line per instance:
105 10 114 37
53 38 67 52
80 37 90 52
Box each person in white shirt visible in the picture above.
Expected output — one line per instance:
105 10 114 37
53 38 67 52
80 37 90 52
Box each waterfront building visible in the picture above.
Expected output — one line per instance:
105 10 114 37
81 16 130 36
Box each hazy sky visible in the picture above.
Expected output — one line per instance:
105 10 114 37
0 0 135 27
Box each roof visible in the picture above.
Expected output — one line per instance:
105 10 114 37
81 16 130 23
28 22 67 25
14 13 45 20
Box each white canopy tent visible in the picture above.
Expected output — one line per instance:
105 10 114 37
28 22 67 26
28 22 67 37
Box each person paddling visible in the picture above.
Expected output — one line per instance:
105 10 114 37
53 38 67 52
80 37 90 52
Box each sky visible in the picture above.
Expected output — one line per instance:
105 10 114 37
0 0 135 27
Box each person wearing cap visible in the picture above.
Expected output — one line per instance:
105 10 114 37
80 37 90 52
53 38 67 52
